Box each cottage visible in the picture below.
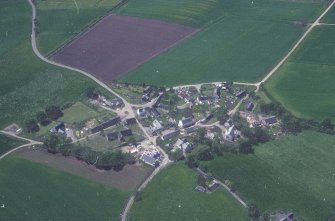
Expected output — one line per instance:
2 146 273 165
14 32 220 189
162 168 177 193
200 114 213 124
149 120 164 134
261 116 277 126
143 86 153 94
185 125 199 134
148 107 161 118
142 94 150 102
160 129 180 141
50 122 66 134
197 96 209 104
140 154 158 167
110 98 123 108
178 117 195 129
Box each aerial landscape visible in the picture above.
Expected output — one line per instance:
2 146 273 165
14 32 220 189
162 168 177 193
0 0 335 220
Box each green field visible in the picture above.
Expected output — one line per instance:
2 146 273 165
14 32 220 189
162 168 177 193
119 0 328 86
322 5 335 23
128 163 249 221
0 157 129 221
36 0 120 55
0 0 114 129
0 134 27 156
203 131 335 220
265 26 335 120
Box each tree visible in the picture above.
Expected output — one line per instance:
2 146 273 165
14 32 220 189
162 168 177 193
36 111 50 126
196 145 214 161
86 87 99 100
169 149 184 161
319 118 334 134
248 204 260 220
238 140 254 154
215 108 228 122
197 174 207 187
24 119 40 133
45 105 63 121
185 155 198 168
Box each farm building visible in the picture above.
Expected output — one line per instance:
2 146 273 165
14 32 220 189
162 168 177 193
160 129 180 141
90 117 121 134
178 117 195 129
149 120 164 134
175 139 193 152
261 116 277 126
185 125 199 134
123 118 137 126
195 185 206 193
235 90 246 99
106 131 120 141
140 154 159 167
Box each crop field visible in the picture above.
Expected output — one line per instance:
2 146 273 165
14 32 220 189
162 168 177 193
52 15 196 82
14 147 151 191
265 26 335 120
119 0 328 86
0 0 113 129
322 5 335 23
128 163 249 221
0 157 129 221
36 0 121 55
0 134 26 156
203 131 335 220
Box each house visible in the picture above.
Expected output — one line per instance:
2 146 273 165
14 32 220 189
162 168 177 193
273 212 294 221
235 90 246 99
195 185 206 193
50 122 66 134
106 131 119 141
261 116 277 126
141 94 150 102
123 118 137 126
110 98 123 108
185 125 199 134
178 117 195 129
246 102 254 111
148 107 161 118
140 154 158 167
160 129 180 141
149 120 164 134
208 180 220 192
225 126 236 141
197 96 209 104
175 139 193 152
119 129 133 138
90 117 121 134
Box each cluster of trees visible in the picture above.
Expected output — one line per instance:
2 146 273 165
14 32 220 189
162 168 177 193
86 87 100 100
24 105 64 133
43 134 135 171
259 102 335 135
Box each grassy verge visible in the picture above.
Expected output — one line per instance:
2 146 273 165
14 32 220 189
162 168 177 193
0 134 27 156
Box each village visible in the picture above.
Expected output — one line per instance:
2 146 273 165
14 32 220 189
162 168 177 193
42 81 282 169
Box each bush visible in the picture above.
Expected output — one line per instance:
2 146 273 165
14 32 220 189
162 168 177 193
86 87 99 100
45 105 63 121
248 204 260 220
196 145 214 161
24 119 40 133
36 111 50 126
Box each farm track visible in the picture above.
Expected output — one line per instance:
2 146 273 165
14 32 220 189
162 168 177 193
0 130 42 160
17 0 335 221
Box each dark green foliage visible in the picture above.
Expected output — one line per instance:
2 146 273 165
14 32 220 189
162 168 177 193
318 118 334 134
24 119 40 133
185 155 198 168
248 204 260 220
36 111 50 126
197 174 207 187
196 145 214 161
169 149 185 161
86 87 99 100
45 105 63 121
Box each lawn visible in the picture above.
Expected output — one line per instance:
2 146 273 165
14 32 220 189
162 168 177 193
203 131 335 220
36 0 121 55
0 0 114 129
0 157 129 221
119 0 328 86
128 163 249 221
265 26 335 120
0 134 27 156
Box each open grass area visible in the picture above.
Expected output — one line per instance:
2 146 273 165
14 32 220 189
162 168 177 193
265 26 335 120
203 131 335 220
36 0 120 55
119 0 328 86
0 0 114 129
322 5 335 23
128 163 249 221
0 134 27 156
0 157 129 221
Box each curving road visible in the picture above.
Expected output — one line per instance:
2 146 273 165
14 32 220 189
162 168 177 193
0 130 42 160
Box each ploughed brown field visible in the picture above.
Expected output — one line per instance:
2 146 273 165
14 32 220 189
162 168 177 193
52 15 197 82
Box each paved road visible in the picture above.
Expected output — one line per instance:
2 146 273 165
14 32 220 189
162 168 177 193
0 130 42 160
